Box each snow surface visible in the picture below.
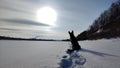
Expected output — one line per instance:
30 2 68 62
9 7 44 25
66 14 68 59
0 39 120 68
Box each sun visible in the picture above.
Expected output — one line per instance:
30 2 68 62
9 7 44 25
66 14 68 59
36 6 57 26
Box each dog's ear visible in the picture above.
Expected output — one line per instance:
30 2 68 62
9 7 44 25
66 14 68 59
68 31 71 34
72 30 74 34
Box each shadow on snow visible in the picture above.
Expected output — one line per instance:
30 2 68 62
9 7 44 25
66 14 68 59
80 48 119 57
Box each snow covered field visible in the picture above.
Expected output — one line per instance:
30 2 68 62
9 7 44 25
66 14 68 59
0 39 120 68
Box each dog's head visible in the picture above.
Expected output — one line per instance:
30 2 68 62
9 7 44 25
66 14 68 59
68 30 74 37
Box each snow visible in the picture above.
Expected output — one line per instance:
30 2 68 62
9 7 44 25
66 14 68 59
0 39 120 68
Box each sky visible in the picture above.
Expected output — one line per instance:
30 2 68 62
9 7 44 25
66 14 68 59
0 0 118 39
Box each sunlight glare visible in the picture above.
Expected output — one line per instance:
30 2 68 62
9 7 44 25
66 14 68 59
36 6 57 26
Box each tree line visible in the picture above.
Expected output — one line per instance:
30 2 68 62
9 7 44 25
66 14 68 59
77 0 120 40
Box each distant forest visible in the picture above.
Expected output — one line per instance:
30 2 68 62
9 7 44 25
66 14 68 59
0 36 57 41
77 0 120 40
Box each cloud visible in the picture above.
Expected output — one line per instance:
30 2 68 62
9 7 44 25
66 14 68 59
0 18 49 26
0 27 20 31
23 0 57 5
0 6 33 14
0 27 45 32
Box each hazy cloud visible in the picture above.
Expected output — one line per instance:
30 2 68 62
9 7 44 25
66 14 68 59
0 27 20 31
0 6 33 14
0 27 47 32
0 18 49 26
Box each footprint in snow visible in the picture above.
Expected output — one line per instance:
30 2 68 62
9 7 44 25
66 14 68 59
58 51 86 68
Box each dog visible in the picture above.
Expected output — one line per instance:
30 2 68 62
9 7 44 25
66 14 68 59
68 30 81 52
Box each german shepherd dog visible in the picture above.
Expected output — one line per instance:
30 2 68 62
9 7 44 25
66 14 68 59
68 30 81 52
